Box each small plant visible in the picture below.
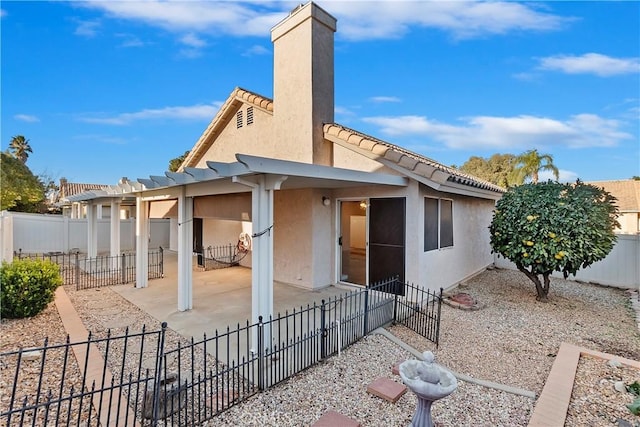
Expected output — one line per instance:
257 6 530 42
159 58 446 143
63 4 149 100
627 381 640 416
0 258 62 318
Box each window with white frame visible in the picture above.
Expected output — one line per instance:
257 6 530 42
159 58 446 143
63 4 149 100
424 197 453 251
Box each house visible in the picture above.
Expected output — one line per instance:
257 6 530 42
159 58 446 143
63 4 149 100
57 177 135 219
587 180 640 234
70 2 504 327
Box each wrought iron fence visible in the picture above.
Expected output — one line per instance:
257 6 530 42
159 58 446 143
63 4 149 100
13 248 164 290
196 244 249 271
0 277 442 426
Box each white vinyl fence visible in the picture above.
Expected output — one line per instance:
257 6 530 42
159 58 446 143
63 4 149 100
0 211 170 261
495 233 640 289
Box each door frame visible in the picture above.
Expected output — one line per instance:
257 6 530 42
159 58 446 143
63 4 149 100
336 198 369 286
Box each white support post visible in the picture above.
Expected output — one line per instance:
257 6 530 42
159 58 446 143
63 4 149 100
110 201 121 268
97 204 103 219
87 202 98 258
136 198 149 288
233 175 286 352
177 189 193 311
0 211 14 262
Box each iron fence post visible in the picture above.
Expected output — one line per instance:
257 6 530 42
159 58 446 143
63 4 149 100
436 287 443 348
363 285 369 336
393 277 400 324
152 322 168 426
320 300 326 360
159 246 164 277
257 316 265 391
120 253 126 284
74 252 80 290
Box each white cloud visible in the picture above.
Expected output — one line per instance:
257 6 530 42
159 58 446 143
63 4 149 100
539 169 579 183
363 113 633 150
370 96 401 103
335 106 357 116
538 53 640 77
242 45 270 57
14 114 40 123
78 102 222 125
79 1 570 42
115 33 145 48
321 1 571 40
74 19 101 37
79 2 285 36
180 33 206 48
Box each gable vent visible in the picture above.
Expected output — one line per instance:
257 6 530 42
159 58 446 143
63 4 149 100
247 106 254 125
236 111 243 129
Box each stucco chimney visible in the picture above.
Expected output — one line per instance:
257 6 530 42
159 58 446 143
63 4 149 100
271 2 336 165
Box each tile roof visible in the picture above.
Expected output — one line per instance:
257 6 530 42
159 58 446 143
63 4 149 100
324 123 505 194
59 182 110 200
180 87 273 170
587 180 640 212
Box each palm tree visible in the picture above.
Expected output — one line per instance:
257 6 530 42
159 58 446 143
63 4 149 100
8 135 32 163
510 149 559 184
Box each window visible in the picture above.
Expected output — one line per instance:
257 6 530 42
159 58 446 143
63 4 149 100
424 197 454 251
236 111 243 128
246 106 254 125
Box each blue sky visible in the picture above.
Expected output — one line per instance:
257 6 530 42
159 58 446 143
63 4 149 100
2 1 639 186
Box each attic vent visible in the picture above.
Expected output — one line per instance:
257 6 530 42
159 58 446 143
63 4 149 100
236 111 243 129
246 107 254 125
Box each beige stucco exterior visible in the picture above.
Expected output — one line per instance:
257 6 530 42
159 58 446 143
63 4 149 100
149 2 503 296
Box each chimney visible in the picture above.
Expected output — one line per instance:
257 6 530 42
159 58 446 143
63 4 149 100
271 2 337 165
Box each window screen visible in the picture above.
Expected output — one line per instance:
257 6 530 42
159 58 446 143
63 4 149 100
440 199 453 248
424 198 439 251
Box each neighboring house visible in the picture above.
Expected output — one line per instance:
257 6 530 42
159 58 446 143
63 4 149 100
58 177 135 219
69 2 504 324
587 180 640 234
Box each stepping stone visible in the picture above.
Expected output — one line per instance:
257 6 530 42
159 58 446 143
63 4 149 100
313 410 360 427
391 360 405 376
367 377 407 403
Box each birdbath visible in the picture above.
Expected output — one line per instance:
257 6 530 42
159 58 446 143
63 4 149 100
399 351 457 427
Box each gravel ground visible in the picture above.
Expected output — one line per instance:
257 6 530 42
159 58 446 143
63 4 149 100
2 267 639 426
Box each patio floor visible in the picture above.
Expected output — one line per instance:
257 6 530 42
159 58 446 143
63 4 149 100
111 251 352 341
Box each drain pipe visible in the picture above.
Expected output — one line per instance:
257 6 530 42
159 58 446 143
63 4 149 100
371 328 537 399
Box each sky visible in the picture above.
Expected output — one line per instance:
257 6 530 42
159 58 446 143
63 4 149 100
2 1 639 186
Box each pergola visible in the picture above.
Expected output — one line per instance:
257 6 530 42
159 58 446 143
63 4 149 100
70 154 408 331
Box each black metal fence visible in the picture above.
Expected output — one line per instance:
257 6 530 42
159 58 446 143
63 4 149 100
13 248 164 290
196 244 249 271
0 277 442 426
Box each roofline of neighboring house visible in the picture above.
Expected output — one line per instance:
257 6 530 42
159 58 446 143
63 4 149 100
179 87 274 171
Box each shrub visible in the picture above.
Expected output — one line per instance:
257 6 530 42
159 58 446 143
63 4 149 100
1 258 63 318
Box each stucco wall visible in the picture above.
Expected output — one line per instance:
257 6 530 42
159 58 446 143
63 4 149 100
273 189 314 288
418 187 495 291
618 212 639 234
194 106 274 167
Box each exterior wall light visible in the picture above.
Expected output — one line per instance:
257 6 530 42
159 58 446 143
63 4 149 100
322 196 331 206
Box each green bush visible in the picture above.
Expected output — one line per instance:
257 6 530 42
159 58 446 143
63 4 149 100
1 258 63 318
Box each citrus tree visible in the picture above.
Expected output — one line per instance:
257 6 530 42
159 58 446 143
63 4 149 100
489 181 619 301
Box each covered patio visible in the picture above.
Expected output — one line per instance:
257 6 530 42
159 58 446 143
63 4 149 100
111 250 352 341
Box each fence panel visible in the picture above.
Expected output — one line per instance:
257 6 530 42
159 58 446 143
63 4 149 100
1 277 443 426
13 249 163 290
0 327 165 427
395 284 443 347
494 233 640 289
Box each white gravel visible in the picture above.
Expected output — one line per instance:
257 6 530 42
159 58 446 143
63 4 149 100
2 267 639 426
